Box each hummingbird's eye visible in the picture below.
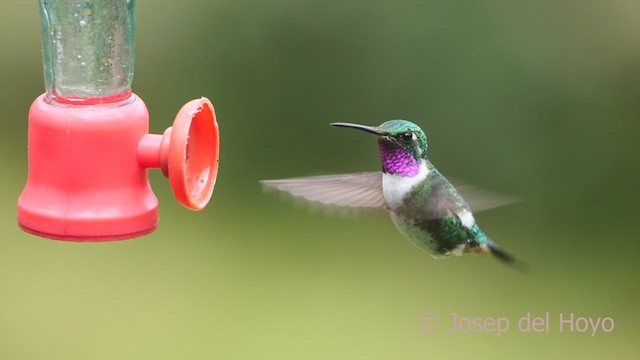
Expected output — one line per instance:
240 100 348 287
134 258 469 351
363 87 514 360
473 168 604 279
399 132 414 144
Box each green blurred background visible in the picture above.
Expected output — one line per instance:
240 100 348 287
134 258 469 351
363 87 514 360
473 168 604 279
1 1 639 359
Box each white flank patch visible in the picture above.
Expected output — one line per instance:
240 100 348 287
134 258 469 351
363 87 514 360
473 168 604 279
457 209 476 229
449 243 466 256
382 161 429 209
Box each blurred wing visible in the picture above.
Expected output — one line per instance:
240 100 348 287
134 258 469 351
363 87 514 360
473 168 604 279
451 181 521 213
421 171 472 219
421 170 521 219
261 172 385 208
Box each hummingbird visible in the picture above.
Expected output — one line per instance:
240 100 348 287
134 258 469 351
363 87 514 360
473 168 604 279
261 120 525 270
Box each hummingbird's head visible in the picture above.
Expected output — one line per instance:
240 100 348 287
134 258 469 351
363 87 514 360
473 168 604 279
331 120 428 177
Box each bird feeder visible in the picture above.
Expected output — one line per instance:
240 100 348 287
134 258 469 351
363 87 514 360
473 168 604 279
17 0 220 241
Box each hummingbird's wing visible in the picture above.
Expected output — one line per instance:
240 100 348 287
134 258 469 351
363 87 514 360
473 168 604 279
450 182 521 213
420 171 472 219
421 170 520 218
260 172 385 208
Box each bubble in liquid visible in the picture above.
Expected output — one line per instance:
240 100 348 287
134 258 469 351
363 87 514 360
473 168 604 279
79 20 86 27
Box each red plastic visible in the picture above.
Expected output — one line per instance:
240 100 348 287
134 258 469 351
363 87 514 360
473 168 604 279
137 98 219 210
17 94 219 241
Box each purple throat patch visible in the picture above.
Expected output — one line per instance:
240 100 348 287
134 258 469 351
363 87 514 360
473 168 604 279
378 142 419 177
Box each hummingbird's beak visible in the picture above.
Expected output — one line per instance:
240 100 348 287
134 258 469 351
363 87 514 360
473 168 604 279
330 122 385 136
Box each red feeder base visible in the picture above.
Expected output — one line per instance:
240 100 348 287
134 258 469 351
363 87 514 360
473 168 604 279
17 94 219 241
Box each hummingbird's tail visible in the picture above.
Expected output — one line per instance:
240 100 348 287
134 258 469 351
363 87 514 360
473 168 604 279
486 241 530 274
